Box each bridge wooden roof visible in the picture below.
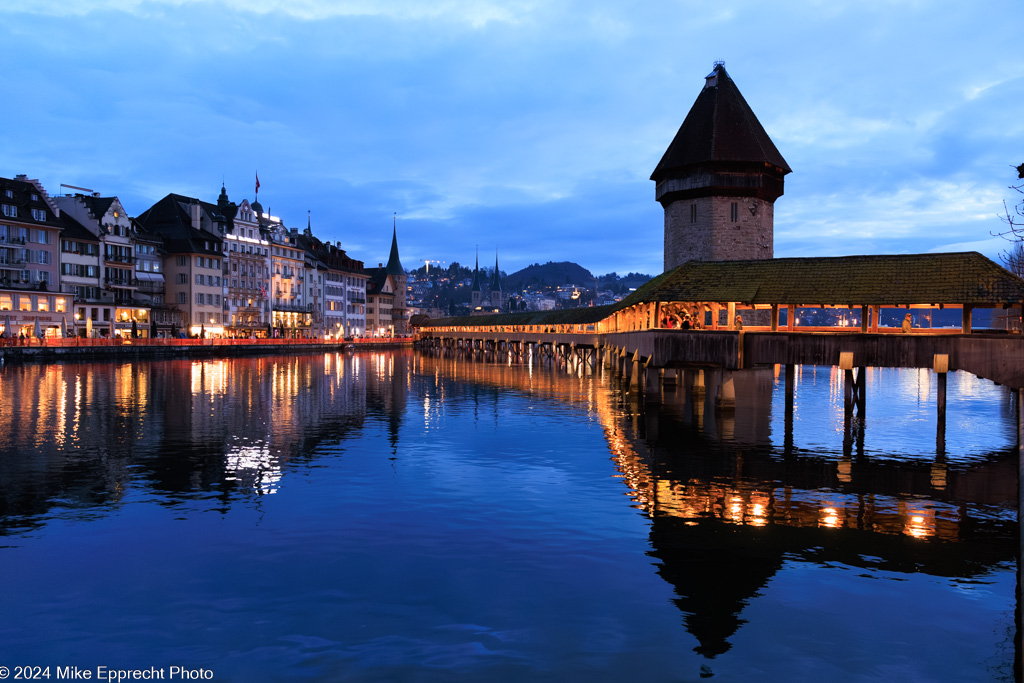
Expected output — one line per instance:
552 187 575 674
420 252 1024 329
620 252 1024 308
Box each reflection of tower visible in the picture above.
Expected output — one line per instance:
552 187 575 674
652 62 791 271
648 517 783 657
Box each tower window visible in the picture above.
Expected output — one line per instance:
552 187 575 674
690 204 697 223
730 202 738 222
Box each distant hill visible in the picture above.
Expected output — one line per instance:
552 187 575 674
505 261 595 290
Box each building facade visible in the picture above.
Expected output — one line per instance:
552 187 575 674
0 176 67 337
136 193 228 336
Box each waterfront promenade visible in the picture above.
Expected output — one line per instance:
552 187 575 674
0 335 414 362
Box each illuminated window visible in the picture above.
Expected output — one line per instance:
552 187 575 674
0 294 11 311
19 295 31 311
37 297 49 312
55 297 66 313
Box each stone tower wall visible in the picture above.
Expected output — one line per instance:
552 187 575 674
663 196 774 271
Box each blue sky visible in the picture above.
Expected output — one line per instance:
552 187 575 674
3 1 1023 276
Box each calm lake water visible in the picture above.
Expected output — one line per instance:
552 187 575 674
0 350 1017 681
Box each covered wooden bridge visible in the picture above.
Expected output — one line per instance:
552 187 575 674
418 252 1024 389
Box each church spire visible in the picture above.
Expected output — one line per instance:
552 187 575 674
385 213 404 276
490 251 502 292
471 246 482 292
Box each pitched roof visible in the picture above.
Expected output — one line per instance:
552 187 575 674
651 63 791 182
0 176 62 228
422 252 1024 329
78 196 116 222
364 266 394 296
135 193 225 255
616 252 1024 307
58 212 99 242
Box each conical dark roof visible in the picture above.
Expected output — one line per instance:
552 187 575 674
386 227 404 276
471 250 482 292
651 63 790 181
490 253 502 292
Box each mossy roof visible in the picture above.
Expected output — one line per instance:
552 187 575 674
420 252 1024 329
616 252 1024 308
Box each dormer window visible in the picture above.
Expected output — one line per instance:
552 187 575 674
2 205 16 218
30 193 38 201
4 190 12 198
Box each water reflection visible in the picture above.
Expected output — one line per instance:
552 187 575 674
418 349 1017 670
0 350 1016 680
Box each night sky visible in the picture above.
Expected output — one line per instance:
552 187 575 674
4 1 1022 276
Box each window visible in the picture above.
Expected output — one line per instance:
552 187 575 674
690 204 697 223
37 297 49 312
196 293 203 304
55 297 66 313
2 205 16 218
177 292 187 304
31 209 46 222
178 256 188 266
214 295 220 305
18 295 30 312
730 202 738 222
206 294 213 305
178 273 188 284
0 294 10 311
195 274 203 285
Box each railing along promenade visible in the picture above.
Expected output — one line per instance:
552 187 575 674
0 336 415 362
419 324 1024 390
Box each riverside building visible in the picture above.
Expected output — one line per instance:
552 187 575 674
0 175 66 338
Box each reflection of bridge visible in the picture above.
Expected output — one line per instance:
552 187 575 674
414 351 1018 661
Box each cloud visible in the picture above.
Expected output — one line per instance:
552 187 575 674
1 0 543 25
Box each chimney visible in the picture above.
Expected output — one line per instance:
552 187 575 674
190 202 201 230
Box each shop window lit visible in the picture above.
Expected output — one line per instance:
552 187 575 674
19 295 31 311
56 297 66 313
0 294 11 311
37 297 49 312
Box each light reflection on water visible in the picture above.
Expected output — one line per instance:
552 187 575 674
0 350 1017 681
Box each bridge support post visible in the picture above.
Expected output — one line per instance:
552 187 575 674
663 367 676 387
935 354 948 456
644 363 661 401
785 364 795 453
715 371 736 412
1017 388 1024 678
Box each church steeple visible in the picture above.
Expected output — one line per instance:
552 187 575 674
471 248 482 292
490 252 502 293
386 217 404 276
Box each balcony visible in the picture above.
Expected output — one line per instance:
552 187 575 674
104 254 137 265
0 279 52 292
